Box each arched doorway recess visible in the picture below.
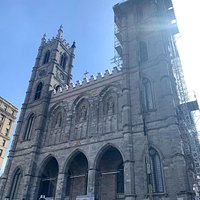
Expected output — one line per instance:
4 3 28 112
38 157 59 198
65 152 88 200
96 146 124 200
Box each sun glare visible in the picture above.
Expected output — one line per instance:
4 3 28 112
173 0 200 128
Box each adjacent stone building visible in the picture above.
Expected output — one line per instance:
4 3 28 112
0 97 18 170
0 0 200 200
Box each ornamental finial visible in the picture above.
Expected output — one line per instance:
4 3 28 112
41 33 46 44
57 25 63 39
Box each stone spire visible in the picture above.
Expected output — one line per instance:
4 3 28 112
71 41 76 49
41 33 46 45
57 25 63 39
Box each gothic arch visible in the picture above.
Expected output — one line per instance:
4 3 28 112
71 94 91 112
94 143 125 169
37 155 59 198
60 52 68 70
63 149 89 173
43 50 50 64
37 155 59 176
48 103 67 130
100 86 119 112
9 166 23 200
34 81 43 100
94 144 125 199
23 112 35 141
141 144 165 166
63 150 89 199
142 77 154 111
48 101 67 117
99 84 119 96
142 145 165 194
98 86 121 133
73 97 90 123
148 147 165 193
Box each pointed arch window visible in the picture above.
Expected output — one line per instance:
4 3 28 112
149 148 164 193
24 113 34 140
60 53 67 70
139 41 148 63
143 78 154 111
9 169 22 199
34 82 43 100
43 50 50 64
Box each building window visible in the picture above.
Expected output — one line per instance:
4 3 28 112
2 104 7 111
43 50 50 64
143 78 154 111
60 53 67 70
34 82 43 100
8 119 12 126
0 149 2 156
0 114 5 122
9 169 22 199
2 139 6 147
11 110 14 116
139 41 148 63
149 148 164 193
5 128 9 136
23 114 34 141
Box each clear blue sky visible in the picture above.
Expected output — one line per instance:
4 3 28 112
1 0 200 172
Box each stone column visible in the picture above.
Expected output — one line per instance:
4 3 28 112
87 168 96 196
124 161 136 200
55 173 65 200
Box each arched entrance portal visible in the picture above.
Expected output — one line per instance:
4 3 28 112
65 152 88 200
96 146 124 200
38 157 59 198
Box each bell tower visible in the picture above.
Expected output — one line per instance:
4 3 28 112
25 25 75 105
0 26 76 200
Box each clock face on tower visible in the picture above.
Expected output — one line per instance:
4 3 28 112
56 69 65 83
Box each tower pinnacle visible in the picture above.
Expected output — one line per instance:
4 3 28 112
57 25 63 39
41 33 46 44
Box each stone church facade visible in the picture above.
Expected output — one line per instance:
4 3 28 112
0 0 198 200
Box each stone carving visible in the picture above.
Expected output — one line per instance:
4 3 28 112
100 92 118 134
71 99 90 140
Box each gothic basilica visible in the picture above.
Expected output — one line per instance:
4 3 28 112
0 0 200 200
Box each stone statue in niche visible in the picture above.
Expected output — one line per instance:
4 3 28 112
102 95 117 133
79 105 87 122
73 102 89 140
107 97 115 115
55 113 62 128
